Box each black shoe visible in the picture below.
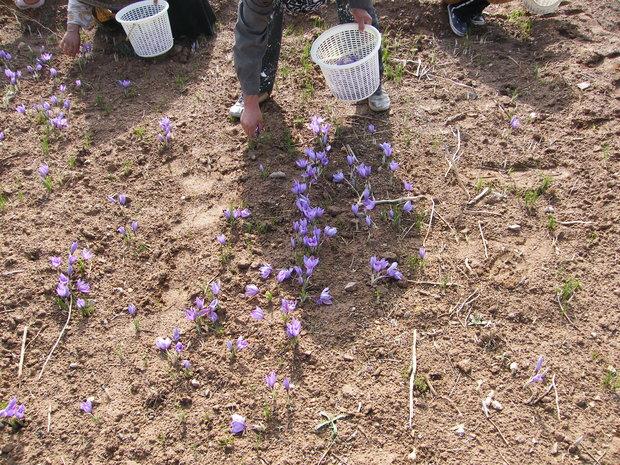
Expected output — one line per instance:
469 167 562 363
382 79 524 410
470 13 486 26
447 4 469 37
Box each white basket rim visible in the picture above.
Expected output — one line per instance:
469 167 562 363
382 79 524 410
310 24 381 71
115 0 169 25
523 0 561 5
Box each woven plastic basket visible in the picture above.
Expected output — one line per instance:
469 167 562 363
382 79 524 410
311 24 382 102
522 0 562 15
115 0 173 58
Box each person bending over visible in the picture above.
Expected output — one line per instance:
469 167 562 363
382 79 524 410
232 0 391 137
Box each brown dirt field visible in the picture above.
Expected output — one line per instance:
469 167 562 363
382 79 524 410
1 0 619 464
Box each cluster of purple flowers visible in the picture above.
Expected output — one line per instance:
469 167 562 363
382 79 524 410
80 398 93 414
0 397 25 423
117 220 138 237
264 370 293 393
158 116 173 144
186 295 220 325
4 68 21 85
369 256 403 284
223 207 251 222
526 355 546 385
226 335 249 356
0 50 12 62
291 217 337 252
50 242 94 313
155 327 190 369
107 193 128 206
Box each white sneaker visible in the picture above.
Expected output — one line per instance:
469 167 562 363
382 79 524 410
15 0 45 10
368 87 391 112
229 93 270 119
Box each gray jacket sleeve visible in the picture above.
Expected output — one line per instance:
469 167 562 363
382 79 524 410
233 0 373 96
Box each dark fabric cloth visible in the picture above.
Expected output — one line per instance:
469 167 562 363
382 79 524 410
234 0 375 96
451 0 488 19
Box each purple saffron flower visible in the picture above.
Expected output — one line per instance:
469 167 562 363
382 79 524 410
172 327 181 342
277 268 293 283
535 355 544 373
351 204 360 215
50 95 58 106
50 113 68 130
332 171 345 183
38 164 49 178
239 208 251 218
389 160 399 172
367 124 376 134
56 282 70 298
117 226 126 235
0 131 4 142
316 287 333 305
291 179 307 195
259 264 272 279
281 299 297 314
130 221 138 233
236 336 249 351
386 262 403 281
39 52 52 63
356 163 372 178
49 68 58 78
210 280 221 296
226 340 234 352
58 273 69 284
370 256 389 273
155 337 172 351
50 256 62 268
283 377 292 392
81 249 93 261
286 318 302 338
251 306 264 320
181 360 191 369
265 371 277 389
63 99 71 110
68 255 78 266
510 115 521 130
59 84 67 93
529 373 545 384
117 79 131 89
324 225 337 237
174 342 184 353
379 142 393 157
16 104 26 114
223 208 232 220
127 304 136 316
303 255 319 276
363 198 376 211
403 201 413 213
230 414 246 435
118 194 127 206
419 247 426 259
245 284 259 298
216 234 227 245
403 181 413 191
80 399 93 414
75 79 81 88
0 397 25 420
76 279 90 294
76 298 86 310
308 115 324 135
69 241 79 254
365 215 373 227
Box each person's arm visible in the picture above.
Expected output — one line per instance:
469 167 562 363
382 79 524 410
60 0 94 57
348 0 374 30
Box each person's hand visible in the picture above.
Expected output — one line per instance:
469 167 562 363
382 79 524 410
351 8 372 31
60 25 81 57
241 95 264 138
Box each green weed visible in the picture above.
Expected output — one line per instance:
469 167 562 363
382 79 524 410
602 367 619 392
523 174 553 210
558 276 581 305
507 9 532 37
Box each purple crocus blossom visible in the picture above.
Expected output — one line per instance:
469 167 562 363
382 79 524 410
181 360 191 369
245 284 259 298
172 327 181 342
174 342 184 353
280 299 297 314
303 255 319 276
367 124 376 134
49 68 58 78
59 84 67 93
16 104 26 114
39 52 53 63
236 336 249 351
50 113 68 130
210 280 221 296
403 201 413 213
230 414 246 435
63 99 71 110
277 268 294 283
389 160 399 172
403 181 413 191
324 225 337 237
76 298 86 309
265 371 277 389
0 131 4 142
117 79 131 89
70 241 79 254
283 377 292 392
155 337 172 351
332 171 344 183
251 306 264 320
50 95 59 106
130 221 138 233
38 164 50 178
351 204 360 215
56 282 70 298
379 142 393 157
216 234 227 245
356 163 372 178
117 226 126 235
75 79 81 88
50 256 62 268
127 304 137 316
0 397 25 420
535 355 544 373
316 288 333 305
118 194 127 206
259 264 272 279
81 249 93 261
510 115 521 130
386 262 403 280
286 318 302 338
291 179 307 195
370 256 389 273
80 399 93 414
76 279 90 294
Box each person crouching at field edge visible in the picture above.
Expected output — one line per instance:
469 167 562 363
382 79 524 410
232 0 391 138
445 0 514 37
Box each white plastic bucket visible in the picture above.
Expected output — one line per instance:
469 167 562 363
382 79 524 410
311 24 382 102
115 0 174 58
522 0 562 15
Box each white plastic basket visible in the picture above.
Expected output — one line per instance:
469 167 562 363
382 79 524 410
115 0 173 58
311 24 382 102
522 0 562 15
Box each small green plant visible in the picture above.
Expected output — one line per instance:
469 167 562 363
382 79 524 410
413 375 429 394
601 143 611 161
67 154 77 168
507 9 532 37
312 15 325 29
218 436 235 450
602 366 619 392
121 160 134 177
523 174 553 210
133 126 146 140
95 94 111 114
82 131 93 148
546 214 558 231
474 178 489 193
558 276 581 305
42 175 53 193
174 73 188 92
0 193 7 210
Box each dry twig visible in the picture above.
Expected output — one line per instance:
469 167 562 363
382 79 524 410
408 329 418 429
478 221 489 259
18 325 28 378
38 296 73 380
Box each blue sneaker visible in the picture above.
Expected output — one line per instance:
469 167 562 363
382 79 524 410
471 13 486 26
447 4 469 37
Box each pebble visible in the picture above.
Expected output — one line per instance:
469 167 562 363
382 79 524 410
544 205 555 214
190 379 200 388
509 362 519 375
551 442 559 455
456 359 471 374
341 384 357 397
507 224 521 233
344 282 358 292
269 171 286 179
69 362 79 369
407 449 417 461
